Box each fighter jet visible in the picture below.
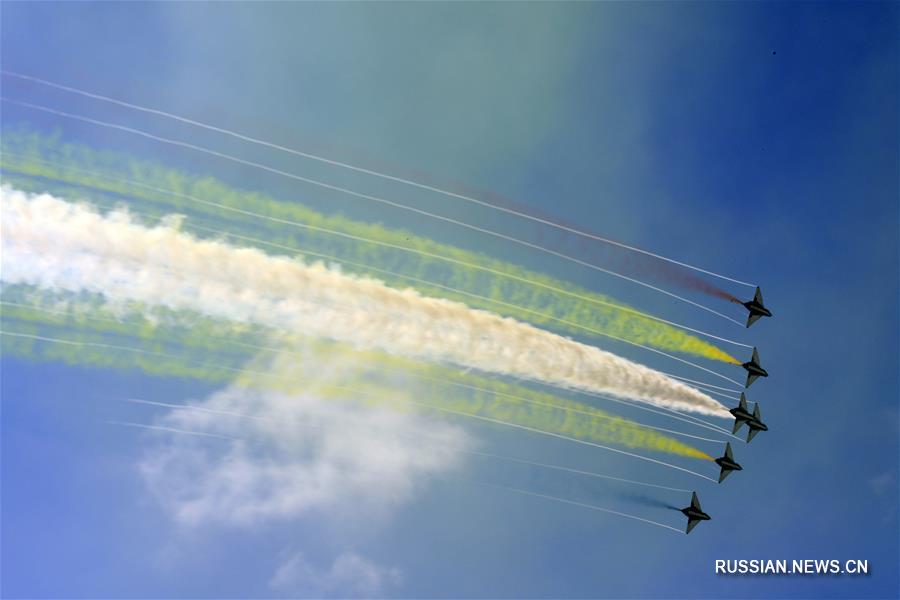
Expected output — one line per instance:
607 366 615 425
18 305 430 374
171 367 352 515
741 347 769 388
740 286 772 328
680 491 711 534
729 393 769 443
714 442 743 483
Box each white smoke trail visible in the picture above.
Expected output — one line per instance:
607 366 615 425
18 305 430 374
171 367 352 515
1 186 730 417
456 479 684 534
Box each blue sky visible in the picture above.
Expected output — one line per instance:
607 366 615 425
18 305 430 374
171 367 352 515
2 2 898 598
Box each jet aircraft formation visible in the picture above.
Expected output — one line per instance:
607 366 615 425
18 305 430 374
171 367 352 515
681 287 772 534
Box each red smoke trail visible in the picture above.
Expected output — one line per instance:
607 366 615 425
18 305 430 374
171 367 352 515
1 71 744 302
362 163 743 303
288 137 743 303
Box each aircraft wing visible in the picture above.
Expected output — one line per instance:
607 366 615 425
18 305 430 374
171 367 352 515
686 518 701 535
747 428 760 443
725 443 734 460
747 312 763 328
718 468 732 484
691 492 702 511
755 287 764 305
746 372 760 388
732 419 746 434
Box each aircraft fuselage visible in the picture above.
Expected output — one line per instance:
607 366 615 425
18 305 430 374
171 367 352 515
715 456 743 472
730 406 753 422
681 507 711 522
743 300 772 319
742 361 769 378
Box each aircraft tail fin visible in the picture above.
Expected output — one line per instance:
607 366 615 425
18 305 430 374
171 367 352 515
691 491 702 511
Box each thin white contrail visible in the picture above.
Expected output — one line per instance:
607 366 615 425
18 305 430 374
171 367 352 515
0 150 754 351
585 392 736 438
0 96 747 327
0 330 714 480
0 186 738 412
0 156 750 389
686 387 739 402
106 420 236 440
454 478 684 534
402 401 717 482
664 380 739 402
664 373 744 394
125 397 270 422
124 397 693 492
521 377 738 438
0 69 755 289
108 414 687 531
463 451 693 493
118 395 715 483
1 299 725 445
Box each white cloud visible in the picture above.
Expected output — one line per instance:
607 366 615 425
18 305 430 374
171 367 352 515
270 551 402 598
138 356 470 528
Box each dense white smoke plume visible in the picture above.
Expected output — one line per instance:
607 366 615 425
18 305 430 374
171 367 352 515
0 186 729 416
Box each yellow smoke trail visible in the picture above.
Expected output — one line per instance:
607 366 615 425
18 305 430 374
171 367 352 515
0 320 714 463
0 131 744 365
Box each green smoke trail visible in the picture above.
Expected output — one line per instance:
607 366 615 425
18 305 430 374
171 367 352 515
0 129 740 365
0 287 713 460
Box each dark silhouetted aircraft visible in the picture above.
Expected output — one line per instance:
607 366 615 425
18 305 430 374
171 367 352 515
741 286 772 328
681 491 711 534
714 442 743 483
742 347 769 388
729 393 769 443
